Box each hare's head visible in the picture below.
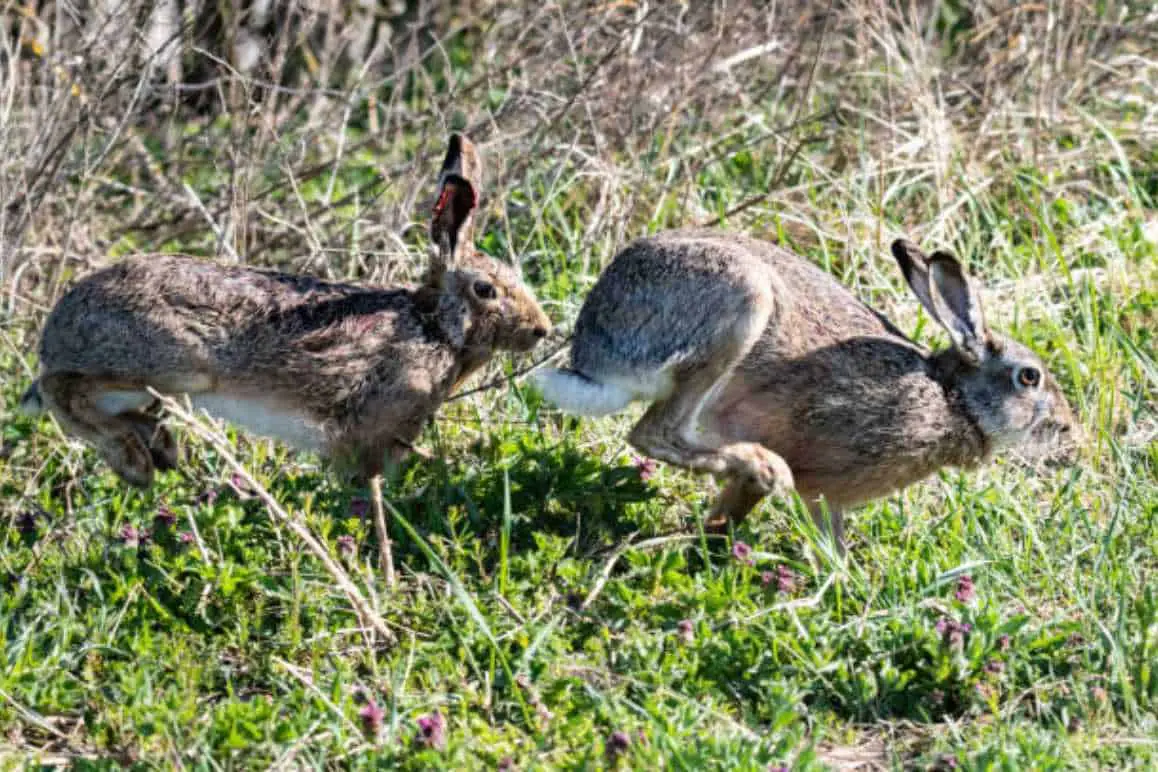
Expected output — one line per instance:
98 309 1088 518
891 239 1076 458
426 134 550 353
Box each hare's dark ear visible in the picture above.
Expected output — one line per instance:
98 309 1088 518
439 134 483 195
428 135 482 286
891 238 940 322
927 251 988 365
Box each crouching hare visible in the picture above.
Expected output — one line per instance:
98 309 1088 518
22 134 551 580
535 231 1075 551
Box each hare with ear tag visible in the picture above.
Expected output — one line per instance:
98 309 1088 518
535 231 1075 551
22 134 552 582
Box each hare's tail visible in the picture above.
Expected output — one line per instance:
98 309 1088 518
534 368 634 417
19 381 44 416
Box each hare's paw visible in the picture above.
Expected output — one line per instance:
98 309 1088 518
720 443 793 495
147 425 180 471
126 414 180 471
102 432 156 488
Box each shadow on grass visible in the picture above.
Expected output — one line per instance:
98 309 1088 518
383 436 659 560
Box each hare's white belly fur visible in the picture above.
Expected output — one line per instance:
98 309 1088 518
95 389 327 452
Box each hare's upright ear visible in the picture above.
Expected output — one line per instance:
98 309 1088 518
891 238 987 365
927 251 987 365
428 134 481 286
891 239 939 320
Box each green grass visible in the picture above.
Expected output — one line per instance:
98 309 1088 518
3 5 1157 769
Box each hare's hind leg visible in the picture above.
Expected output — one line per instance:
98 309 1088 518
38 373 157 487
626 304 794 522
123 410 180 471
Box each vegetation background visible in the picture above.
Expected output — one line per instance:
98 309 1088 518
1 0 1154 767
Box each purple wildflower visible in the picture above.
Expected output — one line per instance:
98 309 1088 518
197 487 219 506
760 566 796 593
415 711 447 751
951 622 973 649
732 541 753 564
935 617 972 649
359 700 385 738
178 530 195 544
497 758 515 771
337 535 356 557
633 455 657 482
677 619 694 644
997 634 1011 652
606 730 631 762
768 766 789 772
350 497 370 519
227 472 255 499
954 575 975 604
984 659 1005 675
119 524 149 548
775 565 795 593
154 506 177 528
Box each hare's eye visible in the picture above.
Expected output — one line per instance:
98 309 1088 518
1016 366 1041 388
473 280 497 300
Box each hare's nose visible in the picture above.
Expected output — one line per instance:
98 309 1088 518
532 326 549 339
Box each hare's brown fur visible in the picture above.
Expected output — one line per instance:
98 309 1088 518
24 135 551 488
536 230 1074 549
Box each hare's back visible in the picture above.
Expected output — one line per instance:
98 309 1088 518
39 256 228 376
38 256 419 379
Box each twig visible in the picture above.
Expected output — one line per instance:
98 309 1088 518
272 657 364 737
446 338 572 402
721 573 838 628
579 532 717 611
369 474 397 589
182 182 240 263
157 393 396 646
0 685 70 741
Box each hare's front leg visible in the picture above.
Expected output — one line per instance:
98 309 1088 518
704 475 777 532
807 500 846 555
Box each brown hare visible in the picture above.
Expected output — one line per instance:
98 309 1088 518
22 134 551 580
534 231 1074 551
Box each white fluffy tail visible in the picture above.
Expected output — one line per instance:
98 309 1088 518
533 368 634 417
19 382 44 416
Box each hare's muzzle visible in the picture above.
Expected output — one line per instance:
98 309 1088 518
513 322 550 352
